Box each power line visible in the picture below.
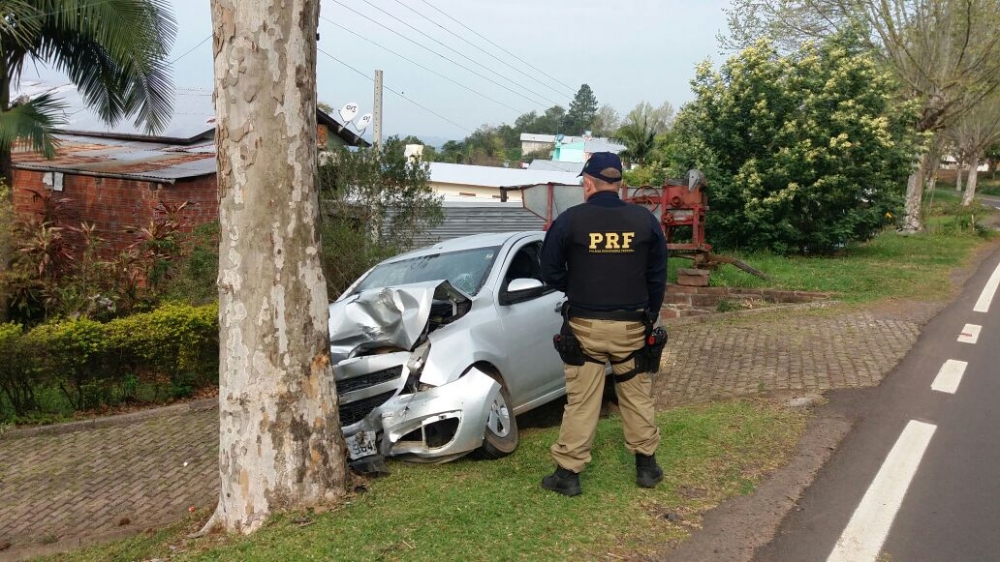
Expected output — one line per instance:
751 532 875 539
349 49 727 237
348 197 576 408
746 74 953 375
327 0 552 109
356 0 562 106
417 0 578 95
317 47 472 134
388 0 574 100
170 34 211 65
320 17 525 115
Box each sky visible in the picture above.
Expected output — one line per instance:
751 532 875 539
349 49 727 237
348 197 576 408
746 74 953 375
26 0 734 145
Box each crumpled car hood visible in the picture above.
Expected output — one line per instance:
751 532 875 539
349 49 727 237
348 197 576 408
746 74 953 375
329 280 470 363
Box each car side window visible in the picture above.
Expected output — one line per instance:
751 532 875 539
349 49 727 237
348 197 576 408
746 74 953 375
502 242 543 295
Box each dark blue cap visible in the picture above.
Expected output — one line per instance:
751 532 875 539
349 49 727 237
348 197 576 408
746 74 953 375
579 152 623 183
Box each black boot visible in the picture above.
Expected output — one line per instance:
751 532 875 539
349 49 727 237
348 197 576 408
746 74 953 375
636 453 663 488
541 466 582 496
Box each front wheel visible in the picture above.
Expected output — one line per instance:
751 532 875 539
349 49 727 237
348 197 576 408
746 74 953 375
474 370 519 459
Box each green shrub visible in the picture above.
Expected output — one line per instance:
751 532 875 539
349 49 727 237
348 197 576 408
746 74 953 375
106 302 219 398
672 34 920 254
23 317 112 410
0 322 38 419
160 220 220 305
5 303 219 419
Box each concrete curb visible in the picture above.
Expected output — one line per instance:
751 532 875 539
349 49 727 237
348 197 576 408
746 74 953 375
0 398 217 440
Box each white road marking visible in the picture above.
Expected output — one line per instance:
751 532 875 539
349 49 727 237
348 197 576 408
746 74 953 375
827 420 937 562
958 324 982 344
973 260 1000 313
931 360 968 394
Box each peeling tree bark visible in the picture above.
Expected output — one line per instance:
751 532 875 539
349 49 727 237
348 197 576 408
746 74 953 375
901 152 928 233
963 152 981 206
208 0 346 534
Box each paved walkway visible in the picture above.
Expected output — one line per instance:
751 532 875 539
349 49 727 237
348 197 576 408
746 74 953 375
0 300 941 560
656 304 929 407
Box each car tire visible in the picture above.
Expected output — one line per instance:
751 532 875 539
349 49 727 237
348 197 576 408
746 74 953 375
474 370 519 459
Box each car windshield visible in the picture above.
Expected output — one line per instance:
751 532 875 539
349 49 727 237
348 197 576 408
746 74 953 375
354 246 501 296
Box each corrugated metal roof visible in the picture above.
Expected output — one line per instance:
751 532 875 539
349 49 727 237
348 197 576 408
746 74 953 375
428 162 580 188
528 159 584 173
13 135 216 183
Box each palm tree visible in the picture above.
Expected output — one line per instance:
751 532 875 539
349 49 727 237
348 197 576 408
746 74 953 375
613 101 673 168
614 116 657 168
0 0 176 188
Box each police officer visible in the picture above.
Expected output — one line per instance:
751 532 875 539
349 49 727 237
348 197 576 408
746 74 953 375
539 152 667 496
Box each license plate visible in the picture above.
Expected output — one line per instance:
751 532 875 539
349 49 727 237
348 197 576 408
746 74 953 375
346 430 378 460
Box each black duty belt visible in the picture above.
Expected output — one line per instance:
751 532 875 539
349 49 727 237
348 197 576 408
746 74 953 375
569 307 647 322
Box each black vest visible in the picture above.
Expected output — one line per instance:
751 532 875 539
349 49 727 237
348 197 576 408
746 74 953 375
564 202 653 309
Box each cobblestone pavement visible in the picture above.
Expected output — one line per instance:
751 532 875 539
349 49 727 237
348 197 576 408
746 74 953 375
654 305 929 408
0 301 940 559
0 408 218 560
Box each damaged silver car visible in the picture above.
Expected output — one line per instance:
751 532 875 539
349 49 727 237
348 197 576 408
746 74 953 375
328 231 567 472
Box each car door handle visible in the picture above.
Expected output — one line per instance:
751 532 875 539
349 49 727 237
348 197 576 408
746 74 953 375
554 302 565 312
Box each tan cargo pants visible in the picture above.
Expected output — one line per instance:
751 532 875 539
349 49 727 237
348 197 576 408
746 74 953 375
550 317 660 473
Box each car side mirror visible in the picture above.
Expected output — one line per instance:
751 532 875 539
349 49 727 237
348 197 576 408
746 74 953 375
508 278 543 293
500 278 544 305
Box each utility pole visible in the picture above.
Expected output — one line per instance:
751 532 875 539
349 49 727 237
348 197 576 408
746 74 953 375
373 69 383 149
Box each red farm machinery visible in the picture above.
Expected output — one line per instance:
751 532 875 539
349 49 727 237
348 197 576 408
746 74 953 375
515 171 766 282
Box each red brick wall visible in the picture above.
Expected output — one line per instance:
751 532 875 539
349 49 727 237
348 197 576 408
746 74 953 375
12 169 219 258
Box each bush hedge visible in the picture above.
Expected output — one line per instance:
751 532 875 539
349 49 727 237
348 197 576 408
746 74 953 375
0 303 218 422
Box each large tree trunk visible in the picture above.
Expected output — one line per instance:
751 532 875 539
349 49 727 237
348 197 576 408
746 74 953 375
925 135 940 192
901 153 928 233
963 153 981 206
208 0 346 534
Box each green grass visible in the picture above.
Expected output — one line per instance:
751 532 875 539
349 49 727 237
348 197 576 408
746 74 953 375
934 170 1000 197
48 400 806 562
675 217 996 303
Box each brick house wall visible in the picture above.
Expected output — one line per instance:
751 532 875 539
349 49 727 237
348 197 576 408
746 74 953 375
12 169 219 259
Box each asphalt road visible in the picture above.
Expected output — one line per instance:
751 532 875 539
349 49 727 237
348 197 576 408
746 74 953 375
756 245 1000 562
980 195 1000 210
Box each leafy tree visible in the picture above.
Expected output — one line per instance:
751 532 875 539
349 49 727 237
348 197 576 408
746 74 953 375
317 137 443 297
985 142 1000 178
673 35 920 254
439 140 467 163
565 84 599 134
614 102 674 167
0 0 176 189
943 95 1000 205
722 0 1000 231
591 104 621 137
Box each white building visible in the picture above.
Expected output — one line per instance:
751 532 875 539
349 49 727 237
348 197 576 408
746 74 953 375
427 162 580 202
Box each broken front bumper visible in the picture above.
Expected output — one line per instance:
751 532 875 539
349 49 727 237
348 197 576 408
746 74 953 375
335 353 501 472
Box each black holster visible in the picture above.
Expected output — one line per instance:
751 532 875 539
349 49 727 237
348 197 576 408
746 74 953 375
638 325 668 373
553 302 587 366
616 313 668 383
